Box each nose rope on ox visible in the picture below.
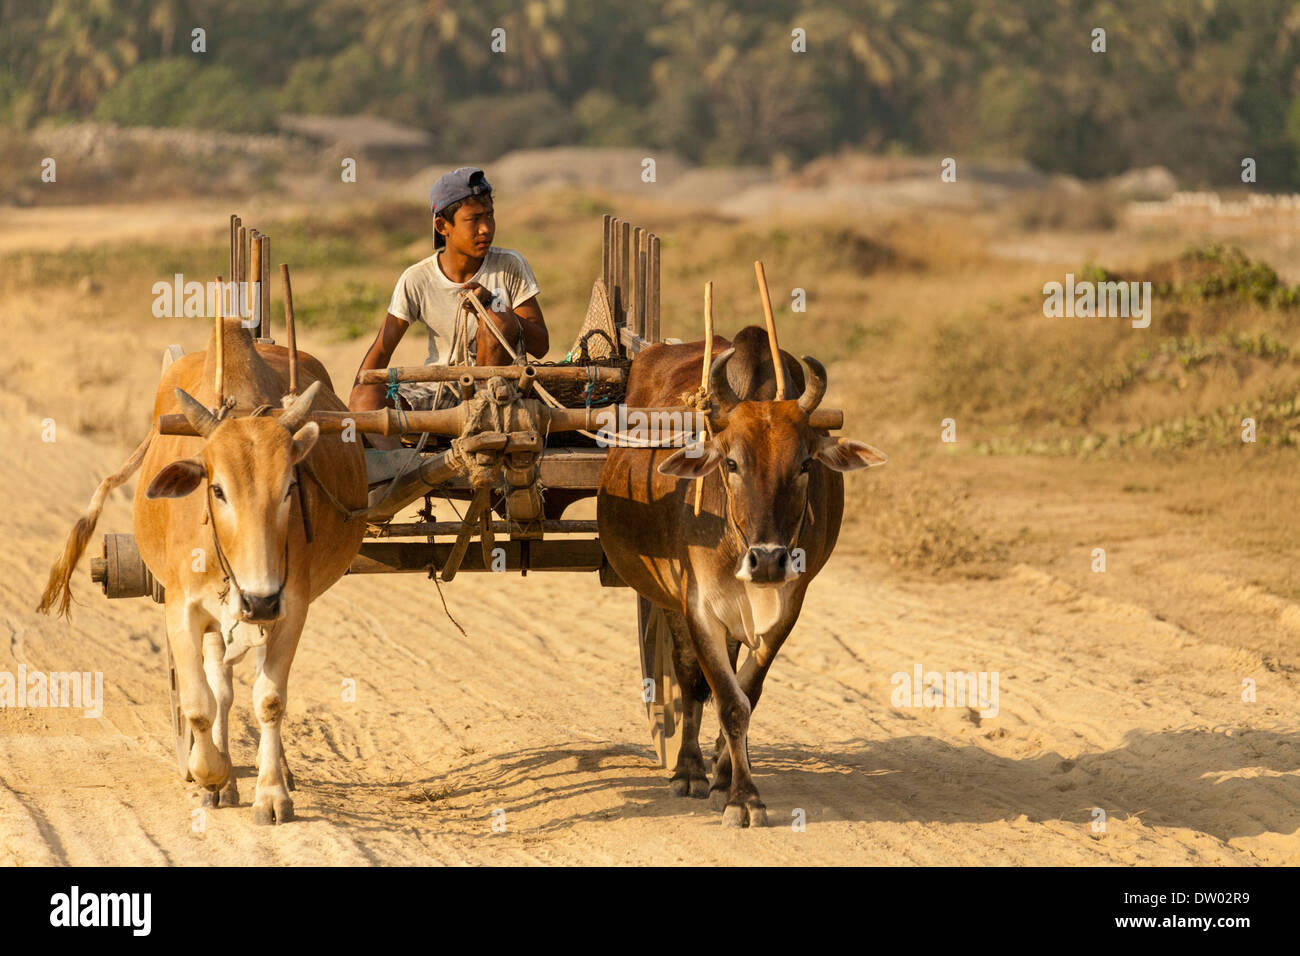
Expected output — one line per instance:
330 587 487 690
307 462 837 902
205 481 290 644
716 468 809 558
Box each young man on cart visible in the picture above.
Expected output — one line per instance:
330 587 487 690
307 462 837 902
348 167 549 449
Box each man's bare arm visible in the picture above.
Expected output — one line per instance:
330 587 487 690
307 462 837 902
349 312 409 411
513 296 548 358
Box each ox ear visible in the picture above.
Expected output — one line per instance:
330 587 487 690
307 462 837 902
814 437 888 472
146 458 206 499
657 441 723 479
290 422 319 465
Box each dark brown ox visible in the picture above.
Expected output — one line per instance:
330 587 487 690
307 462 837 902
598 326 886 827
38 319 367 823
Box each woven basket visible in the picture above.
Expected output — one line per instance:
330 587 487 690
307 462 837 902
575 278 616 360
536 277 630 408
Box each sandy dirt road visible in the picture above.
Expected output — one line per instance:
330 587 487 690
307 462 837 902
1 196 1298 866
2 384 1298 866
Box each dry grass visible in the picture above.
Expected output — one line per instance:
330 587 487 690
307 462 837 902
2 191 1297 591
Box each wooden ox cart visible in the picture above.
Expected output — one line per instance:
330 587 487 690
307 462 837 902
89 214 844 785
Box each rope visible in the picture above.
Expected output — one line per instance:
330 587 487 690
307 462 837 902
460 292 702 449
299 460 370 521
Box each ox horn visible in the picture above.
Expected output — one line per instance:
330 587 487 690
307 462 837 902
279 379 323 432
174 388 220 438
708 348 739 428
797 355 827 415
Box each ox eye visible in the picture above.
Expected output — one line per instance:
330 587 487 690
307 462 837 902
724 457 738 473
800 458 814 474
211 484 226 502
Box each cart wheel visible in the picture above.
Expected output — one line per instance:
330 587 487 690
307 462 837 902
637 596 684 770
166 637 194 782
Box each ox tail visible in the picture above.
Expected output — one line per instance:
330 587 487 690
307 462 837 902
36 430 154 619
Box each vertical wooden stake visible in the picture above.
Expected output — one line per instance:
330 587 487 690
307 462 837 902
618 219 630 327
694 280 715 516
249 230 263 334
280 263 299 396
214 275 225 409
229 214 239 288
648 234 660 342
259 235 270 340
601 213 612 294
631 227 644 337
236 225 248 320
753 260 786 399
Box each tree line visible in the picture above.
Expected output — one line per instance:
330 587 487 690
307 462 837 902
2 0 1299 186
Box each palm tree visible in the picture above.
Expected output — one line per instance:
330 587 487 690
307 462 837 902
34 0 145 114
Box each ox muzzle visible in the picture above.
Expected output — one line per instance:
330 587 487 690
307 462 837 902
239 589 283 623
737 545 797 585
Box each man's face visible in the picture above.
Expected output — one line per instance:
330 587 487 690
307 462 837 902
438 195 495 257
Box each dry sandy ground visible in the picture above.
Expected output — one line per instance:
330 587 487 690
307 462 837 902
1 203 1298 866
2 389 1299 866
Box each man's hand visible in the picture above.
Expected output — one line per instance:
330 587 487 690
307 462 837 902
460 281 495 308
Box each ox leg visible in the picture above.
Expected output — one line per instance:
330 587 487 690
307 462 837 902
666 611 709 799
709 622 795 815
687 614 765 827
200 631 239 808
711 636 742 771
250 609 304 825
166 600 231 791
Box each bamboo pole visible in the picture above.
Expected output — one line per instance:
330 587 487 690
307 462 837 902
753 260 786 399
229 214 239 287
259 235 270 340
358 364 623 385
602 214 612 293
694 280 714 516
618 220 630 327
280 263 298 396
647 234 660 342
157 404 853 438
214 275 225 409
630 227 644 336
249 227 262 332
236 225 248 320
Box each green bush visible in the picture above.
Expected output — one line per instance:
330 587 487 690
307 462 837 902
93 60 276 132
279 46 397 117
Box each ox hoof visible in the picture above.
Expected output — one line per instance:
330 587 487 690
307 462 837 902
200 787 220 809
253 797 294 825
218 778 240 808
669 774 710 799
721 800 767 828
708 789 729 812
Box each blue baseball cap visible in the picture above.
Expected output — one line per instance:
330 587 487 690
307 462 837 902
429 167 493 218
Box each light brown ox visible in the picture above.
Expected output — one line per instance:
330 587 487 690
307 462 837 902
598 326 886 827
38 319 367 824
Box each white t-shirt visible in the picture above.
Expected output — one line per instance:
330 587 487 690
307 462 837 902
387 247 541 365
